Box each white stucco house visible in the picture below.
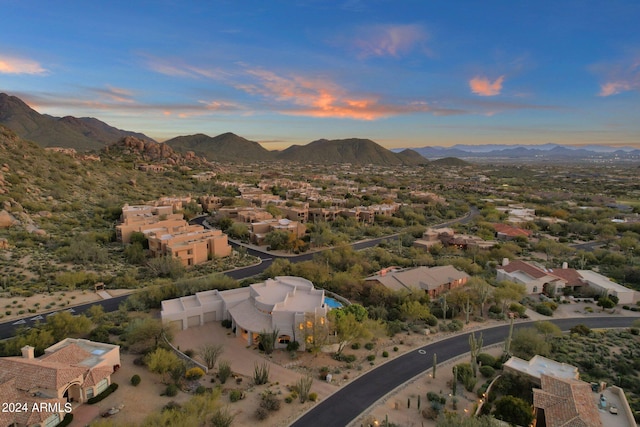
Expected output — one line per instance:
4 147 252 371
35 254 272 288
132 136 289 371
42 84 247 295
161 276 329 350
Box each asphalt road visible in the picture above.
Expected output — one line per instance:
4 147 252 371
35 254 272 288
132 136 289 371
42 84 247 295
291 316 640 427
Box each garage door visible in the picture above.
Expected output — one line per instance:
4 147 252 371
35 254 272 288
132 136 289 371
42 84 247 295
187 315 201 327
96 378 109 394
203 311 216 323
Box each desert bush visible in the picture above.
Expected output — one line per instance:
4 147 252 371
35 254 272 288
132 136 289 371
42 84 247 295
218 360 232 384
130 374 141 386
260 392 281 411
164 384 178 397
229 389 244 402
477 353 496 368
185 367 205 380
253 362 270 385
479 365 496 378
351 342 361 350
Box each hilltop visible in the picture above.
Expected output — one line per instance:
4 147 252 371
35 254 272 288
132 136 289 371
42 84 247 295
0 93 155 151
164 132 273 163
275 138 427 166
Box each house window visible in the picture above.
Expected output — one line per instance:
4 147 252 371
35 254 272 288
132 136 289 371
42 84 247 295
86 387 94 399
533 286 538 293
278 335 291 344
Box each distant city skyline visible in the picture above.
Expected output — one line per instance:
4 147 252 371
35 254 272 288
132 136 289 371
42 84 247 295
1 1 639 150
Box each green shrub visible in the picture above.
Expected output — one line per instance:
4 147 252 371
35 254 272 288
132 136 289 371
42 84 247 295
477 353 496 368
286 341 300 352
308 392 318 401
195 385 206 394
479 365 496 378
164 384 178 397
130 374 141 386
185 367 205 380
229 389 244 402
366 354 375 361
382 351 389 358
57 413 73 427
535 303 554 316
393 346 399 352
87 383 119 404
447 319 463 331
364 342 375 350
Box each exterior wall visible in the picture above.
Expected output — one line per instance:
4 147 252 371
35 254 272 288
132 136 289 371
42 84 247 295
150 229 232 266
117 216 186 243
161 292 225 330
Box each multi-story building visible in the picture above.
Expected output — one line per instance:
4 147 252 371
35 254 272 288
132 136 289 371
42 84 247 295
147 228 232 267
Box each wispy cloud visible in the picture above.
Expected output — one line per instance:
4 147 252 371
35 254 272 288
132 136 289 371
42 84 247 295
595 57 640 96
236 68 457 119
89 86 136 104
469 76 505 96
347 24 429 58
0 54 47 75
143 54 225 80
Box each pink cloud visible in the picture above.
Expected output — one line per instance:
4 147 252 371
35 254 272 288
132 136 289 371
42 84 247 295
236 68 453 119
469 76 505 96
595 57 640 96
599 81 634 96
0 55 47 75
350 24 429 58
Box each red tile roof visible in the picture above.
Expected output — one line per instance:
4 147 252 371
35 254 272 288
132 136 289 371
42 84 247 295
493 223 533 238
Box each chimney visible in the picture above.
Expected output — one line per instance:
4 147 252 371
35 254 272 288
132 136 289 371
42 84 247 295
21 345 35 359
502 258 509 267
562 262 568 269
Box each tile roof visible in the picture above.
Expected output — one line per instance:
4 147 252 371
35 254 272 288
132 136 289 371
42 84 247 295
533 374 602 427
41 343 91 365
493 223 533 237
365 266 469 292
0 357 86 392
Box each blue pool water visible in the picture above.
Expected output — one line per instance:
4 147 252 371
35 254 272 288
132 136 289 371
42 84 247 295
324 297 343 309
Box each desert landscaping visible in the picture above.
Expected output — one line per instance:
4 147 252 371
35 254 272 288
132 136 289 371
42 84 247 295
62 300 624 427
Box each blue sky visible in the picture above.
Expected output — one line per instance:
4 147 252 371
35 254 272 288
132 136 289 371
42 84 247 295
1 0 639 149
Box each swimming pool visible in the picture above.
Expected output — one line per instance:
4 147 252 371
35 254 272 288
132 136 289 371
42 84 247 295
324 297 343 309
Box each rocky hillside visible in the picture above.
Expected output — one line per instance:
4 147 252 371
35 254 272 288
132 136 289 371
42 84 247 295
0 93 155 151
165 132 273 163
103 136 209 166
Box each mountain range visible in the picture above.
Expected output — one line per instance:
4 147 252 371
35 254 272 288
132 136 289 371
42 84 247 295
396 144 640 161
3 92 637 164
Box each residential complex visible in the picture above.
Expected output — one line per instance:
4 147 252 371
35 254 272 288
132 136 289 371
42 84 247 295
116 201 232 266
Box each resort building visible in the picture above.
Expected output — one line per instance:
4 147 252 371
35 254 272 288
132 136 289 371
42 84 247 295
161 276 328 351
0 338 120 427
147 228 232 267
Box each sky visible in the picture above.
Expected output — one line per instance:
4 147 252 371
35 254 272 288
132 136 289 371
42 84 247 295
1 0 639 150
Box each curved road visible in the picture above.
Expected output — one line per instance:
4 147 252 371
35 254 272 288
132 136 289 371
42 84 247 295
291 316 640 427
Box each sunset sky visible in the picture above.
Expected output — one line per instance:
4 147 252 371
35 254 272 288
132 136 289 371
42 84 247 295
1 1 639 149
